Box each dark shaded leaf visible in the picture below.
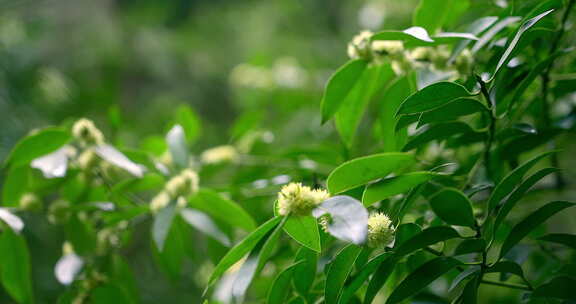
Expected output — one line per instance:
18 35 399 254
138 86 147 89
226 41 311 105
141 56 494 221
267 261 305 304
538 233 576 250
429 188 476 227
325 244 363 304
362 172 437 206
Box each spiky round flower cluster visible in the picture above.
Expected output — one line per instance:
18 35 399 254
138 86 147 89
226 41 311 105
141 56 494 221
277 182 330 216
200 145 239 165
72 118 104 147
347 30 375 60
150 169 199 213
367 212 395 248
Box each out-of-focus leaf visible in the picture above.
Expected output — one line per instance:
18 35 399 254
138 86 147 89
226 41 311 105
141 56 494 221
372 27 434 43
454 274 479 304
397 82 475 115
489 10 554 80
283 215 321 252
413 0 469 34
267 261 304 304
488 151 555 212
403 122 474 151
2 166 29 207
429 188 475 227
152 201 177 251
92 284 133 304
538 234 576 250
192 189 256 231
0 208 24 232
292 247 317 297
532 276 576 300
500 201 575 259
207 217 282 287
395 226 460 256
174 105 201 144
165 125 188 168
386 257 461 304
180 208 230 246
364 255 399 304
486 261 526 280
312 196 368 245
341 252 390 304
55 253 84 285
325 244 362 304
66 214 97 256
321 59 369 123
31 146 70 178
362 172 436 206
327 153 415 194
5 128 71 168
472 17 521 53
0 227 34 304
95 144 146 177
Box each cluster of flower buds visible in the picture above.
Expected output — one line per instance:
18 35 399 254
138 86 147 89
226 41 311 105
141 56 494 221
19 192 42 212
150 169 199 213
367 212 395 248
347 30 474 77
276 182 330 216
200 145 239 165
72 118 104 147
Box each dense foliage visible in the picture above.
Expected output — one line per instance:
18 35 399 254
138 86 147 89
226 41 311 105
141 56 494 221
1 0 576 303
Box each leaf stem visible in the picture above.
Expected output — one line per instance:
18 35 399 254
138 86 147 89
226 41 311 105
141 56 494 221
476 76 496 182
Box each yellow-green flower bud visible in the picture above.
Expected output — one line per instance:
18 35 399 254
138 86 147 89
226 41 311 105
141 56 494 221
371 40 404 58
277 182 329 216
408 47 434 64
200 145 239 165
19 193 42 212
431 46 451 71
48 199 70 224
367 212 395 248
347 30 374 60
455 49 473 76
77 149 99 171
150 191 170 213
165 169 199 199
72 118 104 147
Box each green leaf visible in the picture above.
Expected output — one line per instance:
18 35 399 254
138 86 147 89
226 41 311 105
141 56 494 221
362 172 436 206
152 201 177 251
486 261 526 280
379 74 416 152
454 239 485 255
396 82 475 115
207 216 282 287
312 196 368 245
386 257 461 304
500 201 575 259
335 63 393 147
165 125 189 169
454 274 479 304
364 255 399 304
321 59 369 123
325 244 363 304
371 27 433 44
532 276 576 300
413 0 469 34
488 151 555 212
2 166 29 207
395 226 460 256
180 208 230 246
403 122 475 151
429 188 476 227
292 247 317 297
392 185 424 223
490 10 554 80
327 153 415 194
472 17 521 53
173 104 201 144
0 228 34 304
283 215 321 252
417 98 487 127
340 252 390 304
493 167 559 235
267 261 304 304
94 145 146 177
394 223 421 248
5 127 71 168
66 214 97 256
92 284 133 304
192 189 256 231
538 233 576 250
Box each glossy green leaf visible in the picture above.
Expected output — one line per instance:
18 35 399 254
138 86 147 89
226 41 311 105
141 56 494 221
413 0 469 33
429 188 476 227
403 122 474 151
283 215 321 252
488 151 555 212
387 257 461 304
325 244 363 304
394 223 421 248
152 201 177 251
207 216 282 287
312 196 368 245
395 226 460 256
472 17 521 53
491 10 554 80
267 261 304 304
538 233 576 250
454 239 485 256
341 252 390 304
396 82 475 115
417 98 487 127
533 276 576 300
0 228 34 304
292 247 317 297
5 128 71 167
486 261 526 280
380 74 416 152
371 27 433 44
321 59 369 123
192 189 256 231
364 255 399 304
362 171 436 206
327 153 415 194
500 201 575 259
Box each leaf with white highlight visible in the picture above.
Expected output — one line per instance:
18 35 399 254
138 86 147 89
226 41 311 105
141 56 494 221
166 125 189 168
0 208 24 232
31 146 70 178
95 144 146 177
55 253 84 285
312 196 368 245
181 208 230 246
